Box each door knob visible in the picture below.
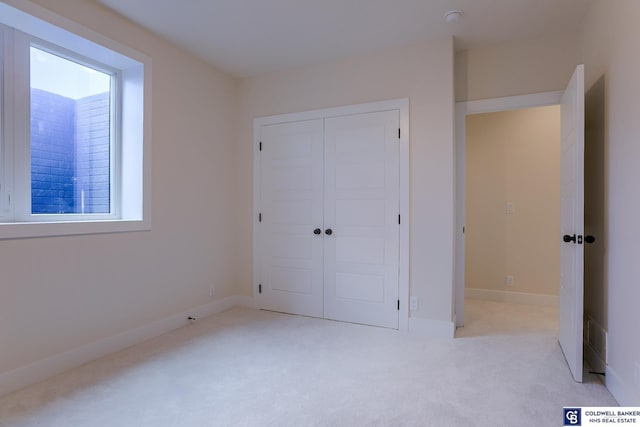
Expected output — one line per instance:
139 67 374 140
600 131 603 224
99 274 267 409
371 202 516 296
313 228 321 235
585 235 596 244
325 228 333 236
563 234 576 243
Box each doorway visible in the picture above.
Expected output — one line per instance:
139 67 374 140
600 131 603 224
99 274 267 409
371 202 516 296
461 104 561 335
454 68 588 384
454 91 564 329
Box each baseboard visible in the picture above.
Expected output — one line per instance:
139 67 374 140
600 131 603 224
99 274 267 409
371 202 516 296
408 316 455 339
0 295 255 398
465 288 558 307
605 365 640 406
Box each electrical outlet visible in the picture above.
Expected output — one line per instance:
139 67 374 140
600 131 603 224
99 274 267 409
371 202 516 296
409 296 418 311
505 276 514 287
506 202 515 215
209 285 215 297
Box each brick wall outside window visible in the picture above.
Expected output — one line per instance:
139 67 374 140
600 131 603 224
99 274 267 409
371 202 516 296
30 89 110 214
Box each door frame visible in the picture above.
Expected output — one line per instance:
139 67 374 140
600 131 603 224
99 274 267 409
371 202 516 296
253 98 410 331
454 91 563 328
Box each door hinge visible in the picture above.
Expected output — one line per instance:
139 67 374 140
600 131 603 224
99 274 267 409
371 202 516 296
398 214 401 225
398 128 401 139
258 284 262 294
259 141 262 151
578 235 583 245
259 213 262 222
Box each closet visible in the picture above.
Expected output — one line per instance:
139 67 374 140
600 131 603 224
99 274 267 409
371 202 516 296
254 103 403 329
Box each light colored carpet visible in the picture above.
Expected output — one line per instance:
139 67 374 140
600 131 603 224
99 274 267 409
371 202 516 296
0 300 617 426
456 298 559 338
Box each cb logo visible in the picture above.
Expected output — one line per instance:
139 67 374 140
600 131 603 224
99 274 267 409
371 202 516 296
564 408 582 426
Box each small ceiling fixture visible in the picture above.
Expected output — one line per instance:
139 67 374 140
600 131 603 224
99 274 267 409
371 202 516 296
444 9 463 24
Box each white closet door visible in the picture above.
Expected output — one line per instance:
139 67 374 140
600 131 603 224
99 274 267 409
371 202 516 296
257 119 324 318
323 111 400 329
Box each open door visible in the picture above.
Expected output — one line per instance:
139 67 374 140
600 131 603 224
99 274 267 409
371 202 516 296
559 64 585 383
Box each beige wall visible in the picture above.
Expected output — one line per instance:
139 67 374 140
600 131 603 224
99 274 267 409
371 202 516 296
455 34 580 102
0 0 238 374
580 0 640 404
465 106 560 297
236 39 456 323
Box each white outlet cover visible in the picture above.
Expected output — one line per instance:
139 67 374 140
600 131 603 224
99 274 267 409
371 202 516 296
505 276 514 287
409 296 418 311
506 202 514 215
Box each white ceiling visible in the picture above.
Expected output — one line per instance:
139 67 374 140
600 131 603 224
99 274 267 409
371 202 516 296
96 0 591 78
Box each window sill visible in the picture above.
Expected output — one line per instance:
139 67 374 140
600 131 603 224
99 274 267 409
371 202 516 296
0 218 151 240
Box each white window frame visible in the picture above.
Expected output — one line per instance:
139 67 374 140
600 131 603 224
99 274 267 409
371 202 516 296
0 0 151 239
15 34 121 221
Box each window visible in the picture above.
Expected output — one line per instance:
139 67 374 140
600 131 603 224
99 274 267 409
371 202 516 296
0 2 150 239
30 46 114 216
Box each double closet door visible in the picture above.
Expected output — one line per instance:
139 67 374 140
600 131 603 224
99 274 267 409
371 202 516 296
256 110 400 329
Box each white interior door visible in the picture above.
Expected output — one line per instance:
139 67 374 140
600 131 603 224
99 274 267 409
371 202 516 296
559 64 585 383
257 119 324 318
323 111 400 329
